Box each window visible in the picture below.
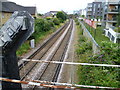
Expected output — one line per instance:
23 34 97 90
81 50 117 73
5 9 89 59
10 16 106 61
98 4 101 8
113 23 116 26
116 38 120 43
111 35 115 42
108 32 111 38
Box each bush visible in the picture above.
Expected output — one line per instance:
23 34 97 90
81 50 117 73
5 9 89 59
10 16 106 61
114 27 120 33
53 18 60 25
78 35 86 42
16 41 30 56
48 20 55 27
81 19 83 21
77 41 120 88
46 17 52 20
76 42 92 54
32 18 53 39
100 41 120 64
76 35 92 55
74 18 80 25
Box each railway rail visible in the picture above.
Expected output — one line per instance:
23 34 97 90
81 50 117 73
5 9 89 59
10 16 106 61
19 20 70 80
33 20 73 90
19 19 74 89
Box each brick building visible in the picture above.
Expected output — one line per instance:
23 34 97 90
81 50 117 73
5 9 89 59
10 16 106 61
0 1 37 27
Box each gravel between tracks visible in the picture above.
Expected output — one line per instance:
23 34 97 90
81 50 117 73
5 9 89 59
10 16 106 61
57 20 79 84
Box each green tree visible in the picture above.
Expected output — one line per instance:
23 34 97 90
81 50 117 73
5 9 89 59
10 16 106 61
56 11 67 22
38 13 43 16
33 18 52 34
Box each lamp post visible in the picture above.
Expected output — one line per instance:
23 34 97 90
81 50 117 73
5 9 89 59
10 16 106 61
94 27 96 40
94 19 97 40
91 19 94 35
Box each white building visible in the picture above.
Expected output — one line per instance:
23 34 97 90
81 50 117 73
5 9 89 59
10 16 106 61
94 0 106 2
103 0 120 43
106 0 120 2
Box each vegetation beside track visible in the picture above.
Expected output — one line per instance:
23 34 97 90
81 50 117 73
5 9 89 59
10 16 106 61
17 12 68 56
75 19 120 88
83 22 110 46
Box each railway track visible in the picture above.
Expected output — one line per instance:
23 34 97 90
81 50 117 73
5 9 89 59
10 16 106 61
19 19 74 89
33 20 73 90
18 21 69 70
19 21 70 80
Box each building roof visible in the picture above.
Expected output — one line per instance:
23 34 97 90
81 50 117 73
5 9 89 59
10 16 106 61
2 2 36 15
44 11 59 17
24 7 36 15
0 0 7 2
49 11 59 13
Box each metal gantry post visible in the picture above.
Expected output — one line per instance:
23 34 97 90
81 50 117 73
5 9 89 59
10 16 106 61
2 52 22 89
0 11 34 89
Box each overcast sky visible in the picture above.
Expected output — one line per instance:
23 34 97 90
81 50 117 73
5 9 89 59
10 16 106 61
8 0 94 14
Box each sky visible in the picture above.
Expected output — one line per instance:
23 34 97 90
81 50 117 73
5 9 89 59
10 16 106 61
8 0 94 14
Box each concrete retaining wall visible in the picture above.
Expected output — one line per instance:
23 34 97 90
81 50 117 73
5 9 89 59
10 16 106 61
79 20 100 54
